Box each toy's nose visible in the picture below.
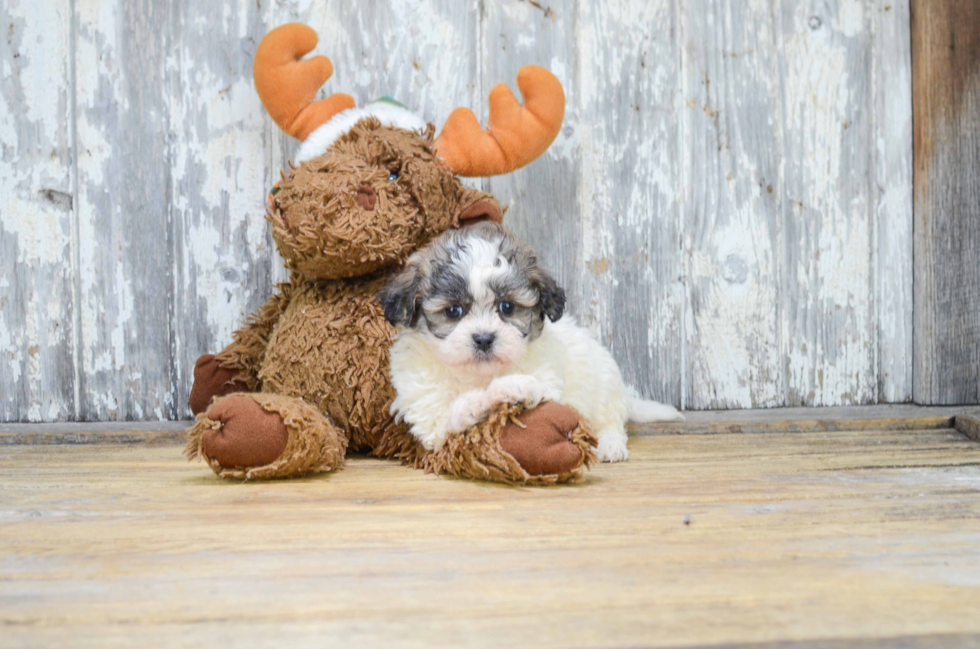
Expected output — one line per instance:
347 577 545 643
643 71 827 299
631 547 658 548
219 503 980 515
472 333 495 352
356 186 377 211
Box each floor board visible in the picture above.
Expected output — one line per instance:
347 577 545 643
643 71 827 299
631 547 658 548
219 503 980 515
2 426 980 648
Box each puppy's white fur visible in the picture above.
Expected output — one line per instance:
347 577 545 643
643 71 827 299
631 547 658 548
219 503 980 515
386 224 684 462
391 315 683 460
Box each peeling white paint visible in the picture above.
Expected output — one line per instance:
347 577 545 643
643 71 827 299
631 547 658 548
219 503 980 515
1 196 70 266
0 0 74 422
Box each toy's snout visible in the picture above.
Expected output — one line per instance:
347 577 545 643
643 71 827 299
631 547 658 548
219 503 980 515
356 186 377 211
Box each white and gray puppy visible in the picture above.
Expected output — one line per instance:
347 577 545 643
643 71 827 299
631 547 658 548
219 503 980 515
378 221 684 462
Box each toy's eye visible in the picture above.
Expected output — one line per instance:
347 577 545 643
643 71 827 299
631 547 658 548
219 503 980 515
498 301 515 316
445 305 464 320
388 169 400 181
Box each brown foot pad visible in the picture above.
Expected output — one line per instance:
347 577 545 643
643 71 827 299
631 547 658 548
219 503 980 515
421 401 597 485
500 402 586 475
188 354 250 415
200 394 289 468
184 393 348 480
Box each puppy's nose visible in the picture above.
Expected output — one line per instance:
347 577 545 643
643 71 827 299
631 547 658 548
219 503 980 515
473 333 495 352
356 186 377 211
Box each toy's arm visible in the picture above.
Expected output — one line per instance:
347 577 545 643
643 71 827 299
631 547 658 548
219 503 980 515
420 400 597 485
446 375 560 436
215 281 294 386
188 282 294 414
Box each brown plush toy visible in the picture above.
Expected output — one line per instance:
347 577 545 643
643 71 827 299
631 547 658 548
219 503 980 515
183 23 596 483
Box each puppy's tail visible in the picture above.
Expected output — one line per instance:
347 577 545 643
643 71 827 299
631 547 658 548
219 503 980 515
626 386 685 423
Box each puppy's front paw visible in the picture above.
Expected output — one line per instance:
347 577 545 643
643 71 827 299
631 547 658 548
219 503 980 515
542 385 562 403
489 374 554 409
595 434 630 463
446 390 493 434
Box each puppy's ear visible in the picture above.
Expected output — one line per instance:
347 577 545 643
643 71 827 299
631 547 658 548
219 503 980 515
377 259 423 327
530 267 566 322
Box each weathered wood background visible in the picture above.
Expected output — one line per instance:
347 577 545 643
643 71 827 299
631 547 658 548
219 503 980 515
1 0 920 421
911 0 980 406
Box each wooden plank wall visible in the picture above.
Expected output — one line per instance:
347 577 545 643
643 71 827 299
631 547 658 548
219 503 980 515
911 0 980 405
0 1 75 422
1 0 916 421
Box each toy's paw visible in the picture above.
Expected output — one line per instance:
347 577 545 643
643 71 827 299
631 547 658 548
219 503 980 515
201 394 289 468
595 433 630 462
488 374 558 410
189 354 250 415
500 402 584 476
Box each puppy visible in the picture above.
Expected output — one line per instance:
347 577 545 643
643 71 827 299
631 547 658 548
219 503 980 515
377 221 684 462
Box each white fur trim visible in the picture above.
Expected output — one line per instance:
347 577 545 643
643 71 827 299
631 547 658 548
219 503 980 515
295 103 428 163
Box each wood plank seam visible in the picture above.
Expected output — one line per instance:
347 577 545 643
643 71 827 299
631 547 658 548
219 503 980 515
631 417 956 436
68 0 83 422
7 411 980 446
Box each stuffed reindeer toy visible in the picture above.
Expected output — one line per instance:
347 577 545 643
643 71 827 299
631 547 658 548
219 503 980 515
184 23 596 483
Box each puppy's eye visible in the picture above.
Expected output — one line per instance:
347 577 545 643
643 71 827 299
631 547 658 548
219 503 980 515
498 301 515 316
388 169 400 181
445 305 464 320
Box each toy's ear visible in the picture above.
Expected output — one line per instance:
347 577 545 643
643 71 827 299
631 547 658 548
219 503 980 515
454 187 504 227
377 257 424 327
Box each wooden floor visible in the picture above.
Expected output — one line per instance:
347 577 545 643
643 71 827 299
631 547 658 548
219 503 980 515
3 412 980 648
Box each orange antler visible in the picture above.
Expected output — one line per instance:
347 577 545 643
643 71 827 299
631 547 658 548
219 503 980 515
253 23 355 141
435 66 565 177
